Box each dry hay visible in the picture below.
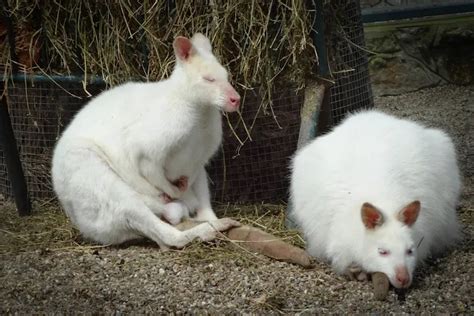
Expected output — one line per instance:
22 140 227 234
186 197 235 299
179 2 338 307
0 201 82 254
0 202 305 267
0 0 317 139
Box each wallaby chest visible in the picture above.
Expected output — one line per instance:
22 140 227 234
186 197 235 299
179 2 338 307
165 108 222 181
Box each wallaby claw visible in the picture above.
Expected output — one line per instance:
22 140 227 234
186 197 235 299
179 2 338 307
161 192 174 203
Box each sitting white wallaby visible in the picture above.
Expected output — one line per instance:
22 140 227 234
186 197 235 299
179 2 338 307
290 110 462 288
52 33 241 249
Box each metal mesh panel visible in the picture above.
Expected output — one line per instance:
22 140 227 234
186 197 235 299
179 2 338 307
0 81 104 201
325 0 374 124
209 89 303 203
0 148 10 199
0 1 373 204
0 82 302 203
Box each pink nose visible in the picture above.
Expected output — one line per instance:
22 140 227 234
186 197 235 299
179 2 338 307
396 274 409 286
229 96 240 108
395 266 410 287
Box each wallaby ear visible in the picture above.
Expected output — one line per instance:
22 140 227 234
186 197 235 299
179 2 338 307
361 203 384 229
398 200 421 227
191 33 212 52
173 36 196 61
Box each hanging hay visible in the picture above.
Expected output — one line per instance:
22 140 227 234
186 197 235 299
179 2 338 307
0 0 318 135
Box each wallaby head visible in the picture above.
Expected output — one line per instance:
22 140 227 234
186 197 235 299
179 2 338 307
360 201 421 288
172 33 240 112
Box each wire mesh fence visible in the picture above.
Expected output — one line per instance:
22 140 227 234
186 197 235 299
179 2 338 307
0 0 373 204
0 81 105 201
325 0 374 125
209 88 303 203
0 80 303 203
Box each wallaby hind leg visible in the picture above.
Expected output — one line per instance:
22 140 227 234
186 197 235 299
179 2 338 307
55 145 239 248
124 207 240 249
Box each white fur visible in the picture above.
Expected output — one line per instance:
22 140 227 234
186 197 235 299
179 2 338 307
290 110 461 288
51 33 240 248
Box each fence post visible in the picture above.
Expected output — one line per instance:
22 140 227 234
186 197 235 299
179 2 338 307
0 90 32 216
286 0 333 228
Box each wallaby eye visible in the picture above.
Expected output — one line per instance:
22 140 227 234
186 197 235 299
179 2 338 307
406 248 414 255
378 248 390 256
203 76 215 82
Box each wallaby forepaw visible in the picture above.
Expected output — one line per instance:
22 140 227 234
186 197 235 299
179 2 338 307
173 176 188 192
347 264 368 281
161 192 173 203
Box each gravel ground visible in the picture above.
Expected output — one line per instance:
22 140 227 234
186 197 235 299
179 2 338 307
1 84 473 314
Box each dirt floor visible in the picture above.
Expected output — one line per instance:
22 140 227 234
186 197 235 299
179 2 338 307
1 84 473 314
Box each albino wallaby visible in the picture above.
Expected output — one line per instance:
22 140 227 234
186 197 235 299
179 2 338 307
290 110 462 288
52 33 241 249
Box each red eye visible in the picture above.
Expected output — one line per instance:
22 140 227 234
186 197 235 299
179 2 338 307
378 248 390 256
203 76 215 82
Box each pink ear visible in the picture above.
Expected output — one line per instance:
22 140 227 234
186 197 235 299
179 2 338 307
398 201 421 226
361 203 384 229
173 36 195 61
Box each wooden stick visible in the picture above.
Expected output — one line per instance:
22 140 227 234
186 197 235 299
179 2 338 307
175 219 313 268
372 272 390 300
0 93 31 216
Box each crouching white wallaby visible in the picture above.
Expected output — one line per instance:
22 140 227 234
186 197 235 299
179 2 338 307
52 33 241 249
290 110 462 289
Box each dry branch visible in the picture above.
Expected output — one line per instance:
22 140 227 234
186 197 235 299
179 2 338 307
372 272 390 300
175 219 312 268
